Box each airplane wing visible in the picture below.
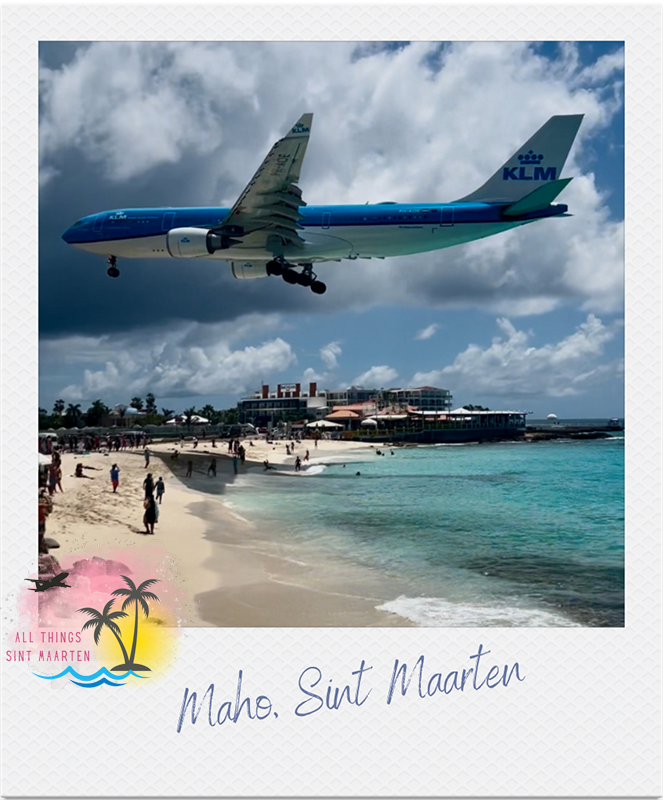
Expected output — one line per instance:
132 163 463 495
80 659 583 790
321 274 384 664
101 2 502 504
215 114 313 251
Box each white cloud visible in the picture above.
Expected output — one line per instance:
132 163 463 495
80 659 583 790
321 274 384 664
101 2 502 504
50 317 296 402
353 365 398 388
412 314 622 398
320 341 342 369
414 324 439 341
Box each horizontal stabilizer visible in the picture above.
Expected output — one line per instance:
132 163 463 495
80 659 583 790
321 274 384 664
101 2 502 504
502 178 573 216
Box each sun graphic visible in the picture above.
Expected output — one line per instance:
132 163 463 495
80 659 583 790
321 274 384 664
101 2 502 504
80 577 179 680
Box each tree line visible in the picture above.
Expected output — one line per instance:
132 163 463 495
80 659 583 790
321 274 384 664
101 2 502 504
39 393 240 430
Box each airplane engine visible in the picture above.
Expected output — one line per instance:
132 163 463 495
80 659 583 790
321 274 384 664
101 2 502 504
166 227 236 258
230 261 269 279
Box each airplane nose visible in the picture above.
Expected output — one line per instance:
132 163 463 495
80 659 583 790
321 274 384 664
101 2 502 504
62 226 75 244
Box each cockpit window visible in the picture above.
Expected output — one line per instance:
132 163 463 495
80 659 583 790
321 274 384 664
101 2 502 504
72 219 86 228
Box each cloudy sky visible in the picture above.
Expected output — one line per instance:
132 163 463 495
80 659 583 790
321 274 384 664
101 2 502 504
39 40 624 418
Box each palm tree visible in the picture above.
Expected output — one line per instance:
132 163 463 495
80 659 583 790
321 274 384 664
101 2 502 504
64 403 82 428
183 406 197 427
200 404 216 423
86 398 109 426
78 600 130 666
110 577 160 672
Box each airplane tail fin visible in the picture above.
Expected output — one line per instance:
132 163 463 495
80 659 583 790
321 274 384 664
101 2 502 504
457 115 583 204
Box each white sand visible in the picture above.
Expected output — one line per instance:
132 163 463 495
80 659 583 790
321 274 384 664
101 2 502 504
42 438 412 627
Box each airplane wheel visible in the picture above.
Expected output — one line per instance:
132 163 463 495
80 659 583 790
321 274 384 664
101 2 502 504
311 280 326 295
296 272 313 287
267 260 283 276
107 266 120 278
282 269 299 284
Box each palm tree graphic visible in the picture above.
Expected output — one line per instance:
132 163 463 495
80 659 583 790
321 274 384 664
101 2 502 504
109 577 160 672
78 600 131 666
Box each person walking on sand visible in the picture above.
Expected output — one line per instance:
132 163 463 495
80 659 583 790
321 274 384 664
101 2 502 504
304 449 309 461
155 476 165 504
186 460 193 478
143 494 157 535
144 447 150 468
295 456 301 472
207 458 217 477
110 463 120 493
143 472 154 499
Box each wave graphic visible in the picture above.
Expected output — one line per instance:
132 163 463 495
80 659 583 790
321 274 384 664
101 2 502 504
34 666 150 681
70 677 126 688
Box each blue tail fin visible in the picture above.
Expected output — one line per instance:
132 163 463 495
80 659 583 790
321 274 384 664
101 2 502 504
457 115 583 204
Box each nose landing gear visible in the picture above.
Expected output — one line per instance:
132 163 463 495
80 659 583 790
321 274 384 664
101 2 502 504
106 256 120 278
267 259 326 294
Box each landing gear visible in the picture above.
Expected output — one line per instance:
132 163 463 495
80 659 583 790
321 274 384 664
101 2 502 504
106 256 120 278
266 259 284 276
270 261 326 294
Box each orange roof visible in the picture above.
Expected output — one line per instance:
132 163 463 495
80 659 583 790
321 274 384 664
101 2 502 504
326 410 360 419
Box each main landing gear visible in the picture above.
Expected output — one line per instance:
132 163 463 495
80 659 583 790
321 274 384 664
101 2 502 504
106 256 120 278
266 259 326 294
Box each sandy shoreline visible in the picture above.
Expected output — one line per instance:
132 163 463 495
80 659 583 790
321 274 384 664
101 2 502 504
43 437 413 627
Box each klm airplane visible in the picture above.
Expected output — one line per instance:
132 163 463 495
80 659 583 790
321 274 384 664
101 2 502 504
62 113 583 295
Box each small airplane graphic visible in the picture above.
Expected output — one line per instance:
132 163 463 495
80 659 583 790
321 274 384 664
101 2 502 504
25 572 71 592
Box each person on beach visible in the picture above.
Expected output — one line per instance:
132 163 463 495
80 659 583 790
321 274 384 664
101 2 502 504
143 473 154 499
232 454 239 475
110 464 120 493
193 437 198 449
304 449 309 461
74 463 94 478
144 447 150 468
143 494 157 535
47 464 57 495
155 477 165 504
207 458 217 477
286 444 290 455
186 460 193 478
295 456 302 472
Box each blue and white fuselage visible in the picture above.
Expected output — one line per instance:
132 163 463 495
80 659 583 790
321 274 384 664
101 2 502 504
62 113 583 292
63 201 565 258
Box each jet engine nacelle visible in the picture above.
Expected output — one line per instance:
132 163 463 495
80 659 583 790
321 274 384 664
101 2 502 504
230 261 269 279
166 227 235 258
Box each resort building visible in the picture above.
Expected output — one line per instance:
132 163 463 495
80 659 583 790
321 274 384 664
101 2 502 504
325 386 381 407
238 383 329 425
381 386 453 412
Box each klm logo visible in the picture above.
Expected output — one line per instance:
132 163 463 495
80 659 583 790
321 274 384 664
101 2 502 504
181 237 190 243
503 150 556 181
291 122 310 134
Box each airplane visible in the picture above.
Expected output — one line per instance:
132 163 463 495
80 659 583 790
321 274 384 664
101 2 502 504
62 113 583 295
25 572 71 592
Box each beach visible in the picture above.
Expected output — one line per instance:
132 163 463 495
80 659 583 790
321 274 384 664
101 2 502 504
43 437 413 627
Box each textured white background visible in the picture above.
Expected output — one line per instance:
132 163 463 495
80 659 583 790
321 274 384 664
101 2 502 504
1 4 661 797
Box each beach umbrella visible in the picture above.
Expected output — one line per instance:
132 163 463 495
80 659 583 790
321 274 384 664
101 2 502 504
306 420 343 428
361 418 378 426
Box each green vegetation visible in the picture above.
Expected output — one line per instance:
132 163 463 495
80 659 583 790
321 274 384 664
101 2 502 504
38 394 242 430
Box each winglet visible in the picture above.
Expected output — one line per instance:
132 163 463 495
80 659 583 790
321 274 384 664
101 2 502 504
285 113 313 138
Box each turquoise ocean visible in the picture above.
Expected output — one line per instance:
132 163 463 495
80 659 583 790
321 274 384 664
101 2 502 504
223 431 624 627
